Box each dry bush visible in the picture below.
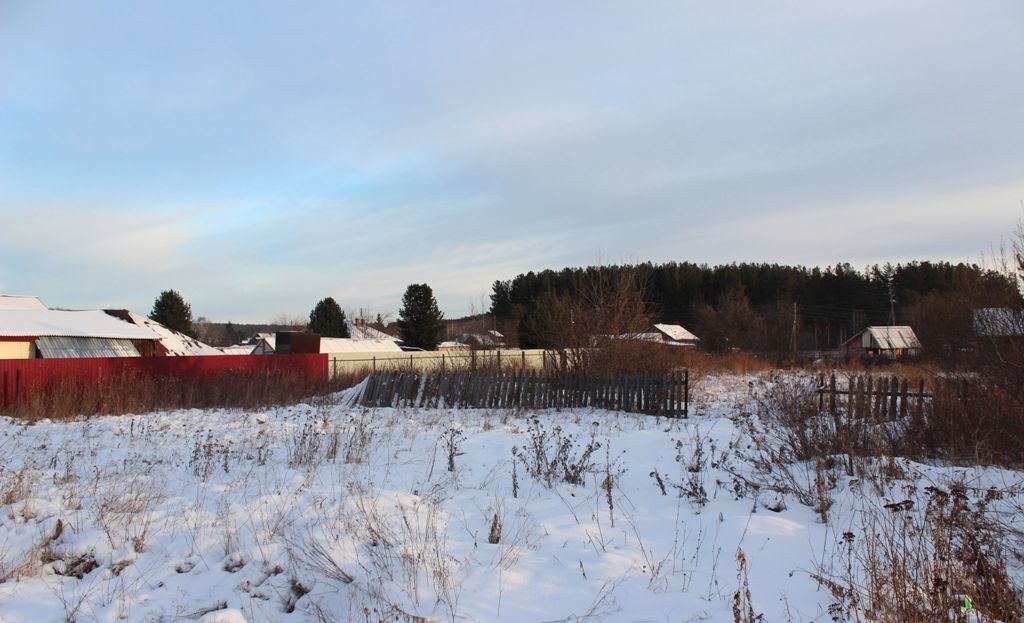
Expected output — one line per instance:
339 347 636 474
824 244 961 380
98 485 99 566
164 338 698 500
512 418 601 488
910 380 1024 467
816 485 1023 623
686 350 773 375
586 339 687 376
751 373 1024 469
4 369 366 420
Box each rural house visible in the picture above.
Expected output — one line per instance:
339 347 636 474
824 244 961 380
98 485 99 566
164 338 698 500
461 330 506 349
841 326 921 359
616 323 700 347
0 308 160 359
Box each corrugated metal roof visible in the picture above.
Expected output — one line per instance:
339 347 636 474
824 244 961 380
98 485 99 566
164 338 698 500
36 336 141 358
864 326 921 350
0 310 159 340
0 295 47 310
653 323 700 342
321 337 404 353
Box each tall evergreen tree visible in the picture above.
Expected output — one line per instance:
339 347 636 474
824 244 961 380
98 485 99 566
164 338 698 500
307 297 349 337
224 321 240 346
149 289 196 337
397 284 445 350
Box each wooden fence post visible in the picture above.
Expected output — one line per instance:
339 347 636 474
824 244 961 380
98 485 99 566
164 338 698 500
829 374 837 414
889 375 898 418
915 379 925 421
899 378 908 419
683 369 689 417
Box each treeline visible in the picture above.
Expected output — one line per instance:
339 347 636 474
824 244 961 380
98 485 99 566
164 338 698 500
489 261 1021 354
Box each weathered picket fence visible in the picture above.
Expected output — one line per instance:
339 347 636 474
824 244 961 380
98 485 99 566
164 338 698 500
358 369 688 417
816 373 930 420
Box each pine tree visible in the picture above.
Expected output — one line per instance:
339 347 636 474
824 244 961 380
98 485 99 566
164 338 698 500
149 289 196 338
307 297 349 337
397 284 445 350
224 321 240 346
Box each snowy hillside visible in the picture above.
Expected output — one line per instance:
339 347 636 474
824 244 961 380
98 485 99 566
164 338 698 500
0 375 1020 622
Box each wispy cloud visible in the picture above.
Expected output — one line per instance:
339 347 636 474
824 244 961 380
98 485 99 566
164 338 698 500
1 1 1022 320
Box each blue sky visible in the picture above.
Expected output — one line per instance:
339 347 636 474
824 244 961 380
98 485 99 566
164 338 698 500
1 1 1022 322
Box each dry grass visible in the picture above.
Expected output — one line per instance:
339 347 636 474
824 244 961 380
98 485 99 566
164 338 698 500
686 351 774 375
749 372 1024 469
815 484 1023 623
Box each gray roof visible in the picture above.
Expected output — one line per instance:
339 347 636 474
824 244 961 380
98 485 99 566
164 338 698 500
845 326 921 350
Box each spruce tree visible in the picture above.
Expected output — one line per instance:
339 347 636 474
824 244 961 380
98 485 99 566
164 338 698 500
224 321 240 346
149 289 196 337
397 284 445 350
307 297 349 337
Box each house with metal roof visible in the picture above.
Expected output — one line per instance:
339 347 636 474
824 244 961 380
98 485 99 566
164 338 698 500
841 326 921 359
0 309 161 359
615 323 700 347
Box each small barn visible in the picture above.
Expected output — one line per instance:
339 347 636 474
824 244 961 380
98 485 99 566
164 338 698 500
615 324 700 347
841 326 921 359
650 324 700 346
462 330 506 349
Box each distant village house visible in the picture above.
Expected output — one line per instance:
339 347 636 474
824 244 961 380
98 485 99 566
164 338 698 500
841 326 921 359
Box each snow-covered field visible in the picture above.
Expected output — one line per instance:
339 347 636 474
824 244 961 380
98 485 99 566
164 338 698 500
0 375 1020 622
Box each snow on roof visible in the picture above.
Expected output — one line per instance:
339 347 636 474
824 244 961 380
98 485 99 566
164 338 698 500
320 337 404 354
250 333 277 350
117 311 223 356
0 309 159 340
348 321 401 342
847 326 921 350
219 344 257 355
653 323 699 342
0 295 47 310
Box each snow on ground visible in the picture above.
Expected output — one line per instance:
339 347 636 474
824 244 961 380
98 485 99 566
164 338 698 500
0 374 1020 622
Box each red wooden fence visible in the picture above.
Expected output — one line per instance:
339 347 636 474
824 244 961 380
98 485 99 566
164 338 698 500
0 354 328 410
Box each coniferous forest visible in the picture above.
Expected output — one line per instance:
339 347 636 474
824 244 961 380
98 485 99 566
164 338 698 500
489 261 1022 354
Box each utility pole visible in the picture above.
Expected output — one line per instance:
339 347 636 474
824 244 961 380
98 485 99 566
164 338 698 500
790 301 799 358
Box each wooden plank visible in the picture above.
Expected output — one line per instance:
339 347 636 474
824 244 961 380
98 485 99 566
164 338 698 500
899 378 908 419
829 374 837 414
888 375 898 418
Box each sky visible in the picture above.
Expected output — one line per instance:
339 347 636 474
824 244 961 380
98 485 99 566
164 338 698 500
1 1 1022 322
